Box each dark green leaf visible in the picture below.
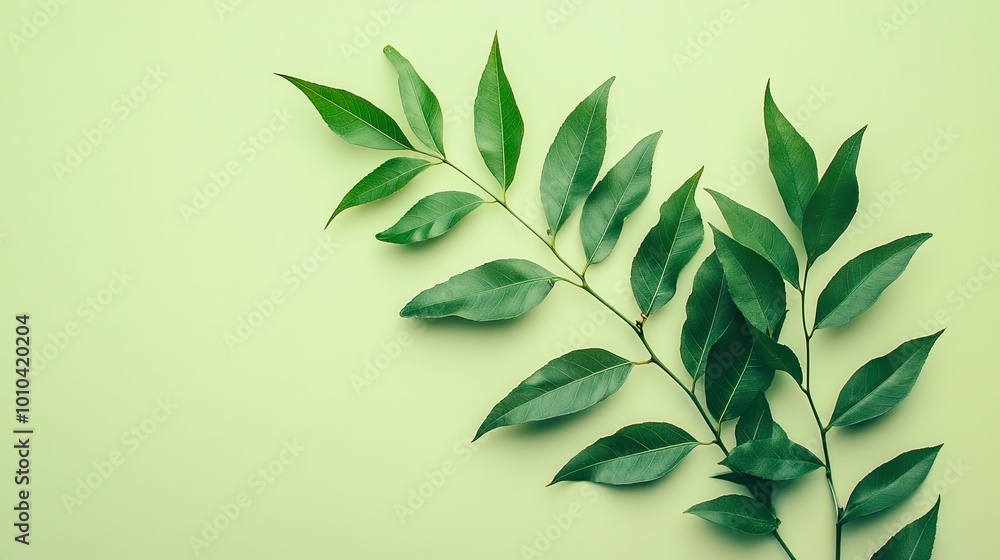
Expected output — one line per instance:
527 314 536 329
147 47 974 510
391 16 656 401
707 190 801 289
278 74 413 151
681 252 737 380
474 33 524 190
829 331 944 428
815 233 932 329
474 349 633 440
802 127 866 262
685 494 780 535
748 325 803 384
551 422 701 485
400 259 557 321
841 445 943 525
711 472 779 506
375 191 483 244
872 498 940 560
735 393 774 446
712 227 786 336
328 158 433 225
540 78 614 234
384 46 446 156
722 437 823 481
580 131 662 265
705 313 777 422
764 82 818 229
631 169 705 318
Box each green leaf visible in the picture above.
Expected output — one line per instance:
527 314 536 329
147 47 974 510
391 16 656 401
829 331 944 428
400 259 557 321
474 349 633 441
872 498 940 560
710 472 779 506
384 46 446 156
540 77 614 234
712 227 786 336
802 126 866 263
551 422 700 485
685 494 780 535
764 82 819 229
375 191 483 244
580 131 662 265
705 313 777 422
680 252 737 380
328 158 433 225
722 437 823 481
748 325 803 384
841 445 943 525
278 74 413 151
474 33 524 190
815 233 932 329
631 169 705 318
735 393 775 446
707 190 801 289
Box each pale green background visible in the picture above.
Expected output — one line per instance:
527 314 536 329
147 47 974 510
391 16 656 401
1 1 997 559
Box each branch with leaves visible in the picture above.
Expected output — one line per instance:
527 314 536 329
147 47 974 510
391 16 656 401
280 33 945 560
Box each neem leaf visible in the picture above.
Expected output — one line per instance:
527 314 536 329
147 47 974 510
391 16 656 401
551 422 701 485
474 33 524 190
704 313 777 423
540 78 614 234
708 189 801 289
802 127 866 263
815 233 932 330
474 349 633 440
580 131 662 265
722 437 823 481
329 158 433 225
376 191 483 244
681 252 737 381
829 331 944 428
764 82 819 229
631 169 704 318
871 498 940 560
712 227 786 336
279 74 413 150
735 393 775 446
841 445 943 525
686 494 780 535
400 259 557 321
384 46 446 156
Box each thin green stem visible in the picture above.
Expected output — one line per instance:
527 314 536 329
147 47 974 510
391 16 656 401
799 268 843 559
773 530 797 560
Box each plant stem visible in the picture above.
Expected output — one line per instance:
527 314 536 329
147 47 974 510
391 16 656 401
429 152 795 559
774 531 797 560
799 267 843 559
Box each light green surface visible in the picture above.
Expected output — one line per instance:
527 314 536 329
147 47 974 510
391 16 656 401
1 1 997 558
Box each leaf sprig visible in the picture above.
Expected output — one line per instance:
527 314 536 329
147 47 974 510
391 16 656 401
281 35 945 560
